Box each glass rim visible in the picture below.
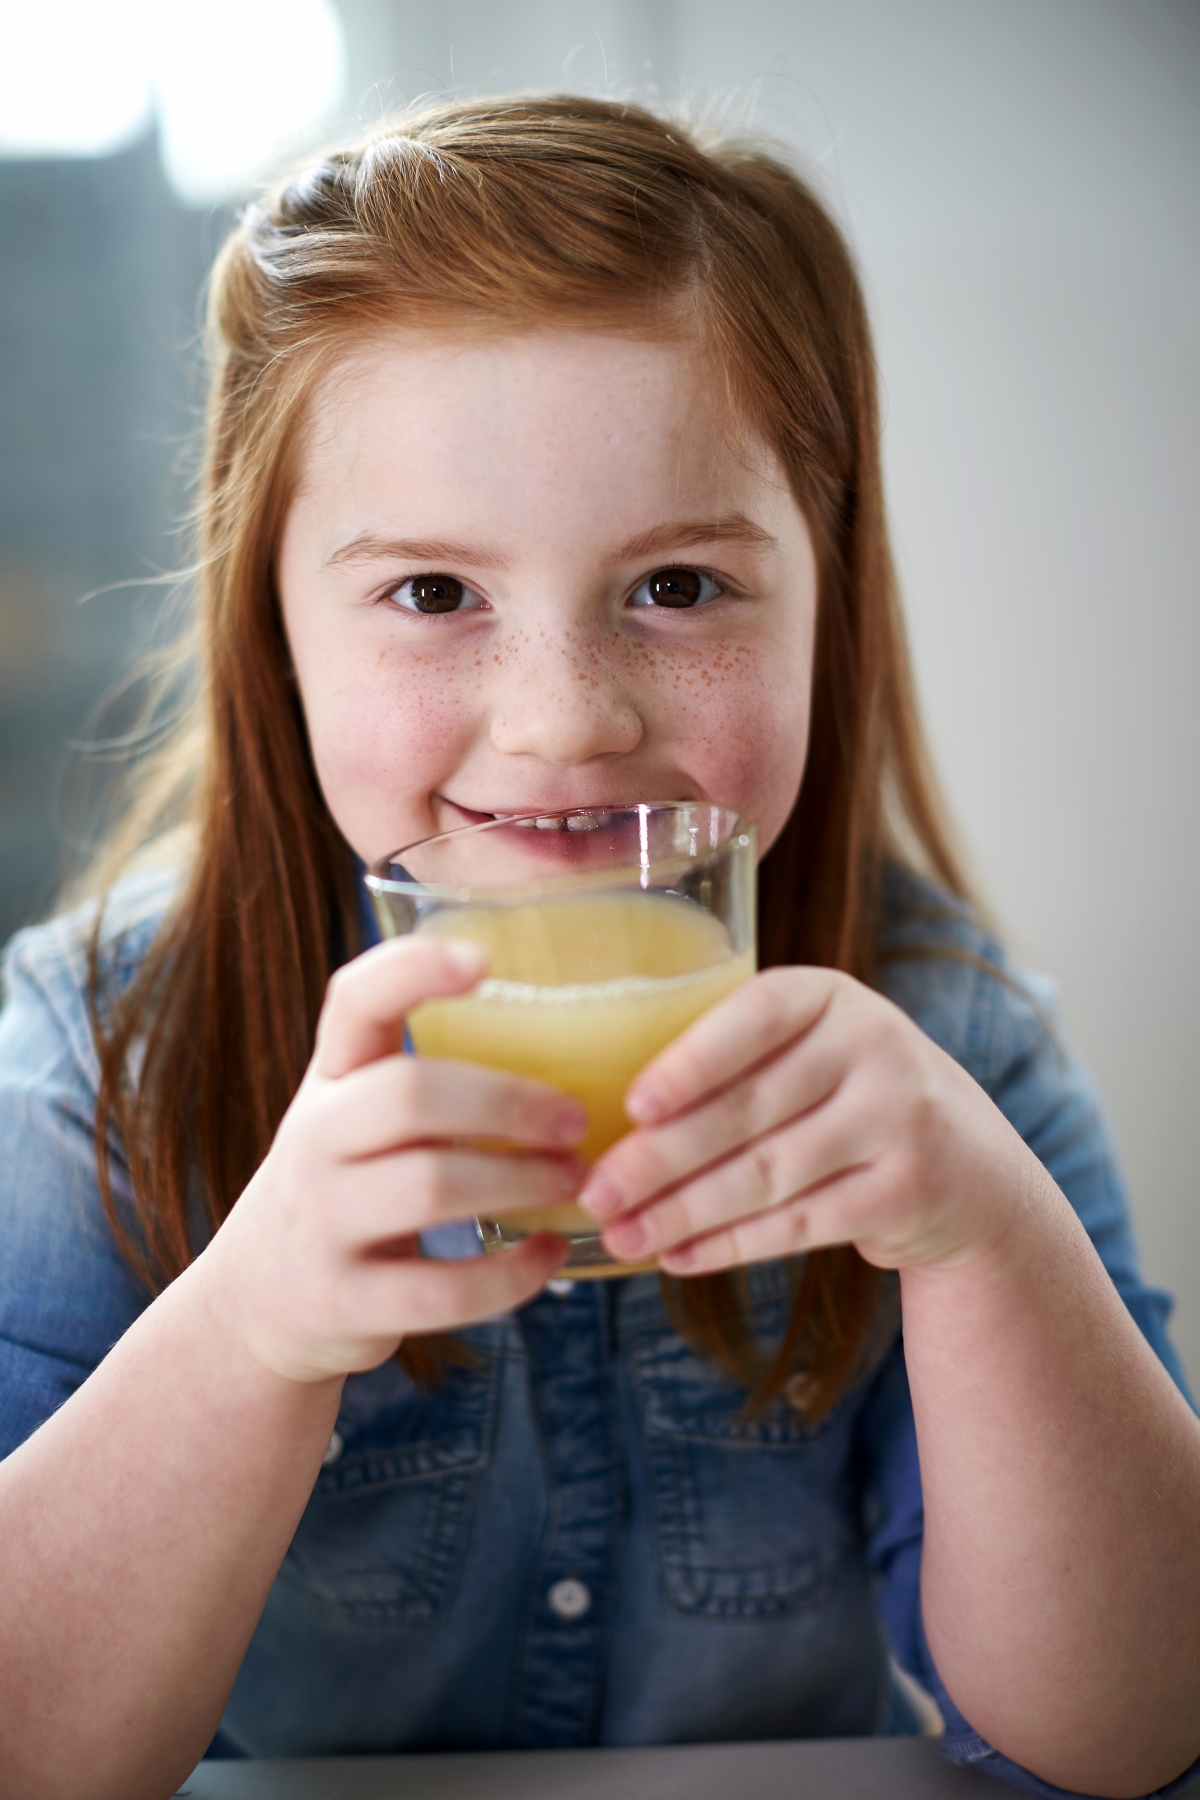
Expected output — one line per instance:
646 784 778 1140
364 801 754 903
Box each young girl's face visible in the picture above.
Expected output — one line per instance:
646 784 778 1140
278 330 818 861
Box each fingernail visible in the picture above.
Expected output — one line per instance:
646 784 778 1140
552 1100 588 1143
605 1214 647 1257
626 1083 667 1125
578 1173 624 1219
444 940 488 980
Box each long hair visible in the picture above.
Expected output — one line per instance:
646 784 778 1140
87 95 967 1416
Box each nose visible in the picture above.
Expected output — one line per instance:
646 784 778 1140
488 630 644 764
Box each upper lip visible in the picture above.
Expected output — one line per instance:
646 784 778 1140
448 802 575 820
444 796 688 818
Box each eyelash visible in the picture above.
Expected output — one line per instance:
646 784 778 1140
382 565 729 617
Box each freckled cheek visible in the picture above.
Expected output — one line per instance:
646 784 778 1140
636 650 810 834
300 664 476 845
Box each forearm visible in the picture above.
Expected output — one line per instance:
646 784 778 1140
903 1157 1200 1796
0 1254 343 1800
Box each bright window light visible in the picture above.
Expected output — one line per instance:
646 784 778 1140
0 1 154 158
0 0 346 205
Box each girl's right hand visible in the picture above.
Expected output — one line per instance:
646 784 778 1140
198 935 582 1385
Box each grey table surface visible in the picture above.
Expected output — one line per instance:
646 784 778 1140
177 1741 986 1799
174 1738 1200 1800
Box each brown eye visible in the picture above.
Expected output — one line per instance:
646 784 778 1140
629 566 720 609
646 567 703 607
405 573 464 613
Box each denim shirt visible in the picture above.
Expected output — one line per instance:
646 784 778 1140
0 863 1196 1798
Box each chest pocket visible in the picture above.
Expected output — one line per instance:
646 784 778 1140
283 1348 499 1625
630 1288 862 1621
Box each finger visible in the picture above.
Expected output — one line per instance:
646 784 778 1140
354 1233 570 1335
579 1015 855 1221
312 1054 587 1160
314 936 490 1079
328 1147 586 1246
656 1163 885 1276
600 1096 871 1261
624 965 841 1126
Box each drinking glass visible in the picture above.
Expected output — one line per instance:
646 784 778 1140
365 802 756 1276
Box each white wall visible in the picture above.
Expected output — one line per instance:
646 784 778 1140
333 0 1200 1384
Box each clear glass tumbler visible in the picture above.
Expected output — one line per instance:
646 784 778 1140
365 802 756 1276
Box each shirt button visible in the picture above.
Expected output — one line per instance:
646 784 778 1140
546 1279 576 1297
322 1430 344 1466
548 1577 592 1621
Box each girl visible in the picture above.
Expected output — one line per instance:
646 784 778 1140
1 96 1198 1800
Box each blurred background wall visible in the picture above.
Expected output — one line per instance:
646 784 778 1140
1 0 1197 1378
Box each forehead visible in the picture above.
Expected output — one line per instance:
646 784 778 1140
290 328 791 537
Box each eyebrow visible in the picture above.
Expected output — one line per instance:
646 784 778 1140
324 514 777 572
616 515 777 559
324 534 507 570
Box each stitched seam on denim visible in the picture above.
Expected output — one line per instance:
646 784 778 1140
290 1356 500 1622
434 1344 503 1625
581 1282 626 1742
632 1327 850 1619
505 1315 565 1742
506 1283 624 1745
631 1327 835 1446
315 1355 499 1495
281 1467 474 1623
941 1732 996 1765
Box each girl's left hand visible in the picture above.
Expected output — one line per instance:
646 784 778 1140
577 967 1034 1275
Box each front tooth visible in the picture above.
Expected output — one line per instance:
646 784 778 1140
535 815 566 830
566 814 599 831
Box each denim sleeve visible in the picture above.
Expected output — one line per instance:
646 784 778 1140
0 918 151 1461
863 936 1199 1798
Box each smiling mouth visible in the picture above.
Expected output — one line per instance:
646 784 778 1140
442 798 663 833
451 804 614 833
